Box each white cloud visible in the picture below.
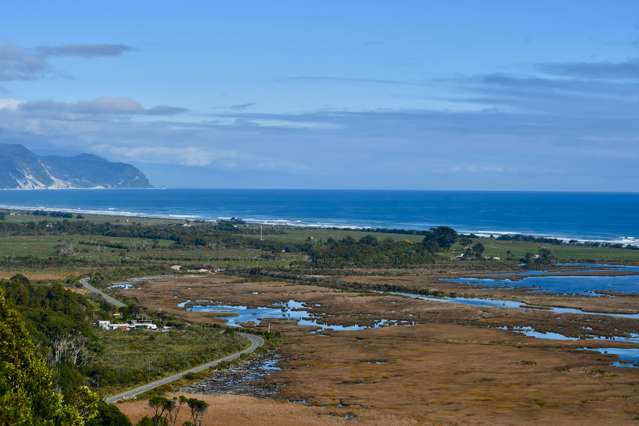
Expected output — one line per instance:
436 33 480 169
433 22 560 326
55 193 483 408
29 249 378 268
0 43 134 81
92 145 238 167
20 97 187 116
0 98 22 111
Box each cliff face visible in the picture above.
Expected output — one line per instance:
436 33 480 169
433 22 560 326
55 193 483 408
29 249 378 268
0 144 151 189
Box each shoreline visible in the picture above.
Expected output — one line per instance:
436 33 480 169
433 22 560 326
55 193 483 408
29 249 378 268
0 203 636 247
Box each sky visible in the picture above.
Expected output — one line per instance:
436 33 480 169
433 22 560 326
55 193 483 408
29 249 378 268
1 1 639 191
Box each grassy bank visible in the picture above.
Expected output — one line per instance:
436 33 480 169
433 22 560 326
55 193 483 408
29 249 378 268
92 326 249 394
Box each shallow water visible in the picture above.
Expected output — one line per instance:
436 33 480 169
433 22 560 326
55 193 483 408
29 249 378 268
389 291 524 309
180 352 282 397
446 263 639 296
499 327 639 368
389 290 639 320
580 347 639 369
186 299 401 331
506 326 580 341
446 275 639 296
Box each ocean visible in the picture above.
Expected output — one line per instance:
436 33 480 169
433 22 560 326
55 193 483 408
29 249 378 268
0 189 637 243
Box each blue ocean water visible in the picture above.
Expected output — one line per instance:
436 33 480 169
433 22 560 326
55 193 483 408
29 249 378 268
0 189 637 242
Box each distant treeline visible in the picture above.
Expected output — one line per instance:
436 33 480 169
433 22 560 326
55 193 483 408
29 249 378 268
306 227 459 267
31 210 76 219
495 233 638 250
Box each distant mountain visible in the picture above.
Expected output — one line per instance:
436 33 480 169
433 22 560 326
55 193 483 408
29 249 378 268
0 144 151 189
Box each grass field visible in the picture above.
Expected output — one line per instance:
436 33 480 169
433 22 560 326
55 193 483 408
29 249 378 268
239 226 425 243
472 238 639 262
93 326 248 393
0 232 301 271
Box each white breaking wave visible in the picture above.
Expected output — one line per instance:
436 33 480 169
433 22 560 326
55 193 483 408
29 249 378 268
0 203 635 245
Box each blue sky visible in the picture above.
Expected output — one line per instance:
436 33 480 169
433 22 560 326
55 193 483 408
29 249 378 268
1 1 639 190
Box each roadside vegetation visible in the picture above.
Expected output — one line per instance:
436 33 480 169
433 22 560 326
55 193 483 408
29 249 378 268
91 327 247 392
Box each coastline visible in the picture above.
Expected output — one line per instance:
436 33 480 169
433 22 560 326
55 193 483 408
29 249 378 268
0 202 637 247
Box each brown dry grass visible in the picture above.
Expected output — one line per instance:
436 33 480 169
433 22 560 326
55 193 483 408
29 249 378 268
342 272 639 315
268 323 639 425
0 270 76 280
118 393 379 425
123 275 639 424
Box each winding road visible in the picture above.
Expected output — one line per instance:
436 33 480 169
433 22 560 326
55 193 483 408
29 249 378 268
80 276 265 403
79 277 126 309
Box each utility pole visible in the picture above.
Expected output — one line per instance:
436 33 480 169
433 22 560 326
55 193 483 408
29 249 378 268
260 223 263 241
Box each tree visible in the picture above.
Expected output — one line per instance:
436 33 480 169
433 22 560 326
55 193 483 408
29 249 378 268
537 248 555 265
358 235 378 246
186 398 208 426
0 288 87 425
430 226 458 250
149 396 169 424
458 236 473 247
168 396 188 426
471 242 485 259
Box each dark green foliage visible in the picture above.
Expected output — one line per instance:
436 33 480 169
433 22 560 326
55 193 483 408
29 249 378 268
136 417 155 426
520 248 556 266
1 275 98 349
88 401 132 426
425 226 458 250
1 274 103 405
0 288 87 424
33 210 74 219
308 235 436 267
214 219 240 231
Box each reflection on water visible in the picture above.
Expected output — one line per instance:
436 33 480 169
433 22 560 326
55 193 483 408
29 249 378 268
497 325 639 369
390 290 639 320
446 263 639 296
185 299 410 331
389 291 523 308
579 347 639 369
506 326 580 341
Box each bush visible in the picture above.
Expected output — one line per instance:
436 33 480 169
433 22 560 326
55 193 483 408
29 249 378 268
88 401 131 426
